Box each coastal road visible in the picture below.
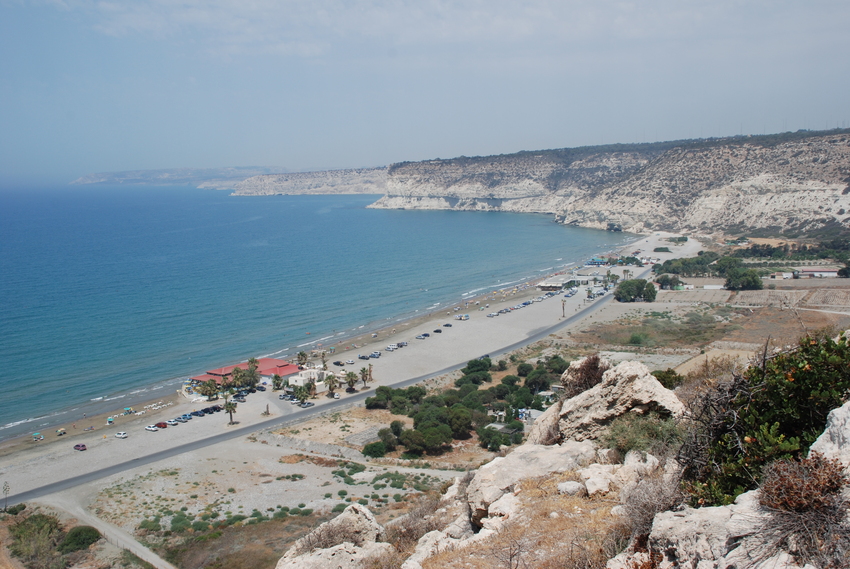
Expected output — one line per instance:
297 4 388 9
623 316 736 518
6 267 651 506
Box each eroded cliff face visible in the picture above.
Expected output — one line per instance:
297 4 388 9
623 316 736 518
233 167 387 195
372 133 850 235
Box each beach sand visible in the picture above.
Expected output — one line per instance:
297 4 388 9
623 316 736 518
0 231 700 503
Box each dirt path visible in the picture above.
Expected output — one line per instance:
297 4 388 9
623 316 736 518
34 492 177 569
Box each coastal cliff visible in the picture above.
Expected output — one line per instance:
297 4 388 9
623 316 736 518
372 131 850 236
232 167 387 195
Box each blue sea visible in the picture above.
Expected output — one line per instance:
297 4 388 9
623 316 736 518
0 185 632 441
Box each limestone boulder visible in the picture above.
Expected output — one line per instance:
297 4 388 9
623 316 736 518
525 399 563 445
558 360 685 442
557 481 587 497
275 541 394 569
809 399 850 470
466 441 596 526
281 504 383 560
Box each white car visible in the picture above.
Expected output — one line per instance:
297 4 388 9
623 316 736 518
345 359 354 365
115 431 128 439
144 425 158 432
165 419 178 426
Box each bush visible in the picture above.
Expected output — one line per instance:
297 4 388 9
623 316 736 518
601 413 684 456
679 332 850 505
758 453 850 566
9 512 64 566
5 503 26 515
332 503 346 512
651 368 685 389
516 363 533 377
562 353 610 399
362 441 386 458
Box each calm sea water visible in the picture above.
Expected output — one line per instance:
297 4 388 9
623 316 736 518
0 185 631 440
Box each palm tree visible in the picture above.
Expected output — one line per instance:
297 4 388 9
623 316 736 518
296 351 309 367
244 358 260 389
359 367 369 389
230 367 245 388
345 372 358 392
272 374 284 391
325 374 338 396
223 394 237 425
320 351 328 370
197 379 219 401
307 380 317 399
294 385 309 404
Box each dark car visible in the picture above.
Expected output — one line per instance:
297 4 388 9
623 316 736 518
255 385 266 391
443 323 452 327
333 361 344 366
422 333 430 337
154 422 168 429
358 354 370 360
73 444 87 451
433 329 442 333
233 396 246 403
190 411 205 418
201 407 214 414
212 405 222 412
345 387 357 393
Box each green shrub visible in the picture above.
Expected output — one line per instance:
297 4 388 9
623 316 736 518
191 520 211 532
139 517 161 531
332 503 347 512
299 509 313 516
516 363 533 377
289 508 301 515
681 332 850 505
338 490 347 497
170 516 191 532
57 525 100 553
393 494 403 502
5 503 26 515
600 413 684 455
273 510 289 519
225 515 247 525
358 499 369 505
651 368 685 389
362 441 387 458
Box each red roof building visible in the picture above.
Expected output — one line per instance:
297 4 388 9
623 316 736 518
191 357 298 385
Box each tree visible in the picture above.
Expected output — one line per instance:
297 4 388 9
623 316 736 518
400 429 426 455
320 351 328 370
643 281 657 302
223 397 237 425
243 358 260 388
306 380 317 399
516 363 533 377
296 351 309 367
378 428 398 451
230 367 245 388
325 373 338 395
448 407 473 439
345 371 358 392
614 279 651 302
197 379 219 401
362 441 386 458
359 367 369 389
724 268 763 290
272 374 285 391
294 385 309 404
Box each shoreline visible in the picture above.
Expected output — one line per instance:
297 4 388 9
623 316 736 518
0 232 650 453
0 231 699 503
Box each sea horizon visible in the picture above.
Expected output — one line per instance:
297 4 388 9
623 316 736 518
0 185 635 442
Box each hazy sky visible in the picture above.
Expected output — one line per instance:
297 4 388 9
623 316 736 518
2 1 849 186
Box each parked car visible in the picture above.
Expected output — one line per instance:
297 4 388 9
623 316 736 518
345 359 355 364
279 394 289 400
255 385 266 391
345 387 357 393
180 414 193 421
433 329 442 333
115 432 128 439
421 333 430 337
233 396 246 403
165 419 178 426
190 411 205 417
300 401 315 408
145 425 159 432
211 405 222 412
333 360 344 366
358 354 370 360
415 334 425 339
73 444 87 451
443 323 452 327
154 422 168 429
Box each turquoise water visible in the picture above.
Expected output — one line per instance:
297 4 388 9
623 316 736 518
0 185 631 440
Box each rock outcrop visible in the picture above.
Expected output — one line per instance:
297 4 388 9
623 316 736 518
234 167 387 196
809 399 850 471
276 504 390 569
465 441 596 527
556 360 686 442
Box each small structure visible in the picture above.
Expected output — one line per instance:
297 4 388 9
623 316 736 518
795 267 839 279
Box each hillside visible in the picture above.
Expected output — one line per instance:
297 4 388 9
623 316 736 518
371 130 850 237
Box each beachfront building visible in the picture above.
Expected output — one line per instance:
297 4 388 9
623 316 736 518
190 357 299 386
288 369 332 395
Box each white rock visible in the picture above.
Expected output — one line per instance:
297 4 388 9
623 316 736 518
275 541 394 569
466 441 596 526
557 481 587 496
584 477 611 496
557 360 685 442
525 399 563 445
281 504 383 560
809 399 850 469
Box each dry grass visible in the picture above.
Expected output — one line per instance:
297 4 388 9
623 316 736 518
421 473 631 569
675 354 743 405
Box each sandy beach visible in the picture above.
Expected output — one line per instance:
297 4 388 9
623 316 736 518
0 231 701 505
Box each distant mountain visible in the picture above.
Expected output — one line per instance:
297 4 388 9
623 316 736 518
70 167 285 190
233 167 387 196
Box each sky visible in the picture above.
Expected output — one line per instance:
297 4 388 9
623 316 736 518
1 1 849 187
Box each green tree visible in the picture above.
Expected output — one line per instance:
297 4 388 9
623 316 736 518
399 429 426 455
378 428 398 451
325 373 338 395
223 398 237 425
447 406 473 439
243 358 260 389
345 371 358 392
643 281 657 301
359 367 369 388
296 351 309 366
294 385 309 404
197 379 219 401
724 268 763 290
362 441 386 458
272 374 285 391
230 367 245 388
